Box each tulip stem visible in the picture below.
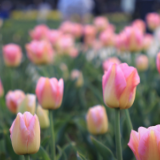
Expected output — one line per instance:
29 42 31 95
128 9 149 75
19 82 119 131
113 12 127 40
49 110 56 160
115 108 123 160
24 155 30 160
125 109 133 133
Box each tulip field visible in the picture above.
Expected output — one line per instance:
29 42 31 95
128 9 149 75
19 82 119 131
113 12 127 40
1 13 160 160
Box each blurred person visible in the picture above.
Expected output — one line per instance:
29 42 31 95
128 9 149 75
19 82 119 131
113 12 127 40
0 0 12 19
58 0 94 21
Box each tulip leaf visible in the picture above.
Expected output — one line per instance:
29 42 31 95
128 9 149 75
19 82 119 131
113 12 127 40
90 136 116 160
77 152 88 160
31 146 51 160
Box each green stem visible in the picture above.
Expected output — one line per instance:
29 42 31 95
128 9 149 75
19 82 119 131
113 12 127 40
125 109 133 133
49 110 56 160
115 109 123 160
24 155 30 160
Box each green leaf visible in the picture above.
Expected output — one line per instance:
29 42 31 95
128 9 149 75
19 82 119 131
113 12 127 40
77 152 87 160
41 136 50 148
31 146 51 160
90 136 116 160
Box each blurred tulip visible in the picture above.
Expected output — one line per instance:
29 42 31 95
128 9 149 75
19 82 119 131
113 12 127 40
26 40 54 65
146 13 160 30
6 90 25 113
156 52 160 74
132 19 146 33
36 77 64 110
72 23 83 39
60 21 74 35
71 70 84 87
94 16 108 32
69 48 79 58
115 33 128 51
18 94 36 115
143 34 153 51
36 105 50 129
99 30 116 47
47 29 62 47
0 79 4 97
86 105 108 135
136 55 149 71
29 24 49 40
10 112 40 155
128 125 160 160
102 63 140 109
3 44 22 67
123 26 144 52
103 57 121 71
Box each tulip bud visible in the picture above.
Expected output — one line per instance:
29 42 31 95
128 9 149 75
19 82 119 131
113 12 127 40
156 52 160 74
132 19 146 33
86 105 108 135
3 44 22 67
103 57 121 72
25 40 54 65
94 16 108 32
6 90 25 113
102 63 140 109
10 112 40 155
71 70 84 87
0 79 4 97
128 125 160 160
36 105 50 129
36 77 64 110
143 34 153 51
18 94 36 115
136 55 148 71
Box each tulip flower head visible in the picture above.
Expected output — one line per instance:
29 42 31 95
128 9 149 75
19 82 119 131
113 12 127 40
71 70 84 87
86 105 108 135
6 90 25 113
10 112 40 155
128 125 160 160
156 52 160 74
143 34 153 51
18 94 36 115
94 16 108 32
102 63 140 109
3 44 22 67
136 55 149 71
0 79 4 97
132 19 146 33
36 77 64 110
36 105 50 129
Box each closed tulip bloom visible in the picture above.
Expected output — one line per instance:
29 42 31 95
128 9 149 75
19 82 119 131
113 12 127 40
3 44 22 67
0 79 4 97
136 55 149 71
71 70 84 87
102 63 140 109
29 24 49 40
18 94 36 115
156 52 160 74
84 25 96 39
6 90 25 113
146 13 160 30
10 112 40 155
128 125 160 160
26 40 54 65
72 23 83 39
60 21 74 35
36 77 64 110
86 105 108 135
115 33 128 51
36 105 50 129
94 16 108 32
132 19 146 33
103 57 121 72
143 34 153 51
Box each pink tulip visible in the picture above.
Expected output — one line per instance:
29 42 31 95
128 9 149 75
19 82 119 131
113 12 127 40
123 26 144 52
94 16 108 32
26 40 54 65
132 19 146 33
86 105 108 135
6 90 25 113
156 52 160 74
36 77 64 110
99 30 116 47
103 57 121 71
102 63 140 109
10 112 40 155
3 44 22 67
71 70 83 87
136 55 149 71
72 23 83 39
128 125 160 160
69 48 79 58
47 29 62 47
143 34 153 51
29 24 49 40
146 13 160 30
0 79 4 97
60 21 74 35
84 25 96 38
115 33 128 51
